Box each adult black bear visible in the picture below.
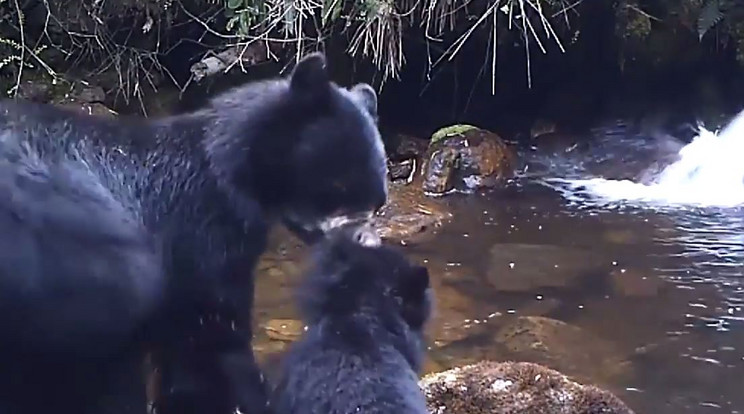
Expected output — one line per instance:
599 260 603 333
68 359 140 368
0 130 166 414
0 52 388 414
270 232 433 414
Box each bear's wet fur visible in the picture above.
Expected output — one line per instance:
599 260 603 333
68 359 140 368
270 232 433 414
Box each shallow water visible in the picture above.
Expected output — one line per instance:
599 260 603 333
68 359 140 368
253 119 744 413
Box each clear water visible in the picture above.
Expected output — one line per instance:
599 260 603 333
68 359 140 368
253 114 744 413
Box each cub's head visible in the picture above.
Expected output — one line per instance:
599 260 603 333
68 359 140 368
298 232 433 335
205 51 388 244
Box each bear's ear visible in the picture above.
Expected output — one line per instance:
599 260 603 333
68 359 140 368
290 52 331 97
350 83 378 119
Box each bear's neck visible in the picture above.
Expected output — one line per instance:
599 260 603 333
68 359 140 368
134 112 258 233
320 312 425 373
49 109 256 237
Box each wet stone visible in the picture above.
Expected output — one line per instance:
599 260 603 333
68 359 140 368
374 182 452 243
388 158 417 182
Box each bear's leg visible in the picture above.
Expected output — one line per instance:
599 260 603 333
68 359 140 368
154 332 268 414
91 356 151 414
154 271 268 414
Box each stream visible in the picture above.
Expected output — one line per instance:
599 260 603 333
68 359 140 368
252 110 744 413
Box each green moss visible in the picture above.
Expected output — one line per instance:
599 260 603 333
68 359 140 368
626 11 652 40
614 1 652 42
430 124 480 145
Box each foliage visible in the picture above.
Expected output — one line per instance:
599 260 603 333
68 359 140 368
696 0 744 64
697 0 725 40
0 37 51 96
0 0 185 107
217 0 578 87
3 0 744 110
0 0 577 108
614 0 744 68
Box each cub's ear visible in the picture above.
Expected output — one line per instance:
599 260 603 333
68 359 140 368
350 83 378 120
290 52 330 97
313 231 358 268
400 265 430 298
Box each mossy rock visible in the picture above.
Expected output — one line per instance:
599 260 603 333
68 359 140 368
420 361 635 414
430 124 480 146
422 125 515 196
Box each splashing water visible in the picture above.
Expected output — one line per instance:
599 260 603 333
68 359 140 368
543 109 744 209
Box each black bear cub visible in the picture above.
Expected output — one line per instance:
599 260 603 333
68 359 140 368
0 52 388 414
270 233 433 414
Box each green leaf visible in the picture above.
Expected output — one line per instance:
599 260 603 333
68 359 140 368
227 0 243 10
239 10 251 35
322 0 343 26
698 0 724 41
283 0 297 35
226 15 240 31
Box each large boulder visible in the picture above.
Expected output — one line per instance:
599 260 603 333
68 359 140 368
422 125 515 196
420 361 635 414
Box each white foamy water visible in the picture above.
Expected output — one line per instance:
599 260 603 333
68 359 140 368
544 109 744 209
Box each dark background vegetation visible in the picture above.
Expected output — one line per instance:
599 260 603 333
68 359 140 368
2 0 744 139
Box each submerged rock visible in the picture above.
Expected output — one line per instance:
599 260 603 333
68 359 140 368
422 125 515 196
264 319 305 342
495 316 633 385
486 243 608 292
420 360 635 414
429 279 485 347
610 268 663 298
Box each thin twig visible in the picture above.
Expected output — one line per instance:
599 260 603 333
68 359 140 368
12 0 25 97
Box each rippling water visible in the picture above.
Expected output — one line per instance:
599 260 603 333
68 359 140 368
540 109 744 208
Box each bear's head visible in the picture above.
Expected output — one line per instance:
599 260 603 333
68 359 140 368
298 232 433 335
205 52 388 245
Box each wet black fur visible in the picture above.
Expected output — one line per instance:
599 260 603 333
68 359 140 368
270 234 433 414
0 52 388 414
